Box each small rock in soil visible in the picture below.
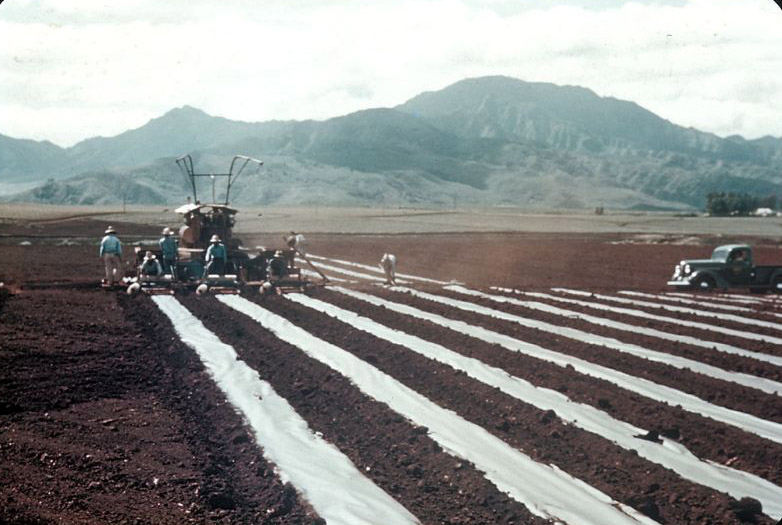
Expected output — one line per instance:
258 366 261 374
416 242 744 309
729 497 763 522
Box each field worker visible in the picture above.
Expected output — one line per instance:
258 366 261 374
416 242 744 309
380 253 397 286
99 226 122 287
139 251 162 278
285 231 306 254
268 250 289 280
204 235 227 277
159 227 178 277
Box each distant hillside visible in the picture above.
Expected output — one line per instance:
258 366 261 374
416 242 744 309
3 76 781 210
397 76 782 163
0 134 70 183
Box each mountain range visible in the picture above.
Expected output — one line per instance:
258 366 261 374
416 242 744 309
2 75 780 211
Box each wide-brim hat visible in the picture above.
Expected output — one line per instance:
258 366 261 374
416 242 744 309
210 235 221 243
105 226 116 234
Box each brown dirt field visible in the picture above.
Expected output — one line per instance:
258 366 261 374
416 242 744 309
1 213 781 524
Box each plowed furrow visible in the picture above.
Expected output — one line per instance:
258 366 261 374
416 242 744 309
153 296 421 525
490 286 782 373
518 290 782 356
385 286 782 425
447 285 782 394
218 294 667 525
179 294 547 525
321 287 782 485
279 290 782 521
521 290 782 359
618 291 774 316
551 288 782 342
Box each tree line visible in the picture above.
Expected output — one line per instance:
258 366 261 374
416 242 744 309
705 192 777 216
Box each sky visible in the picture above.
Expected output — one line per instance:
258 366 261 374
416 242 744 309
1 0 781 147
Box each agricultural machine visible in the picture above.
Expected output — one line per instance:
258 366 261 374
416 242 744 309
127 155 326 295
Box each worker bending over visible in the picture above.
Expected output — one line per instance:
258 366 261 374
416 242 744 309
380 253 397 286
204 235 227 277
139 251 162 278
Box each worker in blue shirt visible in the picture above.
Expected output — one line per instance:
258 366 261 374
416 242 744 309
99 226 123 287
139 251 163 278
159 227 178 277
204 235 227 277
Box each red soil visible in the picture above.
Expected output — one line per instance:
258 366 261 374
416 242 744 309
1 219 780 524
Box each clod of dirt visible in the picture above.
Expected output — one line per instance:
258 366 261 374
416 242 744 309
266 484 297 518
207 491 236 510
626 496 662 523
634 430 663 444
539 409 557 424
659 426 681 440
729 497 763 523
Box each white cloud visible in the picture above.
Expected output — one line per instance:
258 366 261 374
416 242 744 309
1 0 781 146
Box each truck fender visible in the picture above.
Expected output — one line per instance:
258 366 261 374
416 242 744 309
769 270 782 293
689 270 724 291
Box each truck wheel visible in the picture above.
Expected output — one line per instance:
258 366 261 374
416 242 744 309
693 275 716 292
772 276 782 294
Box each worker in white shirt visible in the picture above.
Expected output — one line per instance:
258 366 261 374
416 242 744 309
380 253 397 286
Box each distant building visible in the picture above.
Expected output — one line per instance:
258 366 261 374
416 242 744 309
754 207 775 217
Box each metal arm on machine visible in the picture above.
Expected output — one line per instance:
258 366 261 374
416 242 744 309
176 154 264 205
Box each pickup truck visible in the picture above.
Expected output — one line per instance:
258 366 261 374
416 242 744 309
667 243 782 293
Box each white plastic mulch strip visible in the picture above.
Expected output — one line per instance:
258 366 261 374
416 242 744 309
307 253 452 285
553 288 782 335
300 268 354 283
677 292 782 307
284 292 782 519
619 291 753 312
218 294 659 525
714 292 782 303
666 292 765 306
635 290 782 319
151 296 420 525
447 286 782 396
488 287 782 369
625 291 782 320
299 259 408 284
335 286 782 445
543 289 782 346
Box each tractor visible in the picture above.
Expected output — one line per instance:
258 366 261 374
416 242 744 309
127 155 326 295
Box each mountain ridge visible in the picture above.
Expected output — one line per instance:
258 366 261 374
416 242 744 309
3 76 781 210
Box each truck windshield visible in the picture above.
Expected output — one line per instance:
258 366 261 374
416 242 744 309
711 248 730 261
